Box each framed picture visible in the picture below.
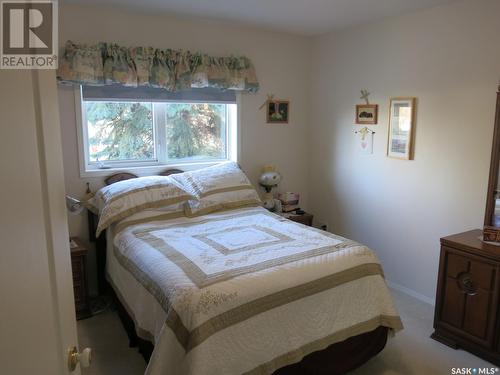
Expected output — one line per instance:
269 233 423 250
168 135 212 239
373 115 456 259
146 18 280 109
355 104 378 124
387 97 416 160
267 100 289 123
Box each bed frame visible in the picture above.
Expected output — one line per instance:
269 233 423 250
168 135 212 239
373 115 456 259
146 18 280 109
88 169 389 375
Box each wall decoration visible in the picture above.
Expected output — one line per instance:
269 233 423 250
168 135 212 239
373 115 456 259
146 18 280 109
259 94 275 110
360 89 371 104
355 126 375 155
387 97 417 160
267 100 289 123
356 104 378 124
356 89 378 124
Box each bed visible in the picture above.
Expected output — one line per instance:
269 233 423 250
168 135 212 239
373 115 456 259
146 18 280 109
87 166 402 375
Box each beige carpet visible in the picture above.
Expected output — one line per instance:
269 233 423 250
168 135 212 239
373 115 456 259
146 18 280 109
78 289 495 374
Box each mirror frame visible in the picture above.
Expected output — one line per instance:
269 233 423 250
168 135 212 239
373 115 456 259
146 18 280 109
483 85 500 242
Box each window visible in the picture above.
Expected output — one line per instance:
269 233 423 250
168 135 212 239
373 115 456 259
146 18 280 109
76 86 238 176
85 101 155 163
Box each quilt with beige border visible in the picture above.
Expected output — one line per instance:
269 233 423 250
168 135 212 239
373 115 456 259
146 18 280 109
112 206 403 375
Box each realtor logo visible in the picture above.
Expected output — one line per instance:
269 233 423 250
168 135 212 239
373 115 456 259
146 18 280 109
1 0 58 69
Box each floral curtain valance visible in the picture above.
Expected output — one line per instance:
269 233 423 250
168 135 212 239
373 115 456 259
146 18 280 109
57 41 259 93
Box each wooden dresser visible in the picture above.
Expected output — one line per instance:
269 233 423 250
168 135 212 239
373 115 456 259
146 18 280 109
432 229 500 365
70 237 92 320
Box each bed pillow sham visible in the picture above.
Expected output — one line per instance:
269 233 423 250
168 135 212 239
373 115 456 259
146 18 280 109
171 161 261 216
86 175 195 237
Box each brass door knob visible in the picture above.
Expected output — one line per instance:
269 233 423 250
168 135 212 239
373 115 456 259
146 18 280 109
67 346 92 371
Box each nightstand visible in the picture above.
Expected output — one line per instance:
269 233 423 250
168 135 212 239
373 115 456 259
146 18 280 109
282 211 314 226
70 237 92 320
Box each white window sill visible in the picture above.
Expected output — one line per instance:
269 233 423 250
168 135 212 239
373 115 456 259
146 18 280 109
80 160 229 178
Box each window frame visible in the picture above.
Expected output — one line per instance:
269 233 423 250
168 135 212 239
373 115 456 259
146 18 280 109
74 86 240 178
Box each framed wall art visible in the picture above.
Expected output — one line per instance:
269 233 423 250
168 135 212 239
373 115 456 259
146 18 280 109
355 126 375 155
355 104 378 125
267 100 289 124
387 97 416 160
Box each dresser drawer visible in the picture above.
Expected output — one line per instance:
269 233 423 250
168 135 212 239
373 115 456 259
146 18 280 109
446 252 469 278
445 250 496 291
470 261 496 290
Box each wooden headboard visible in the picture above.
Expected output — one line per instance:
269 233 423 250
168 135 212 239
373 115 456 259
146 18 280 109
88 168 183 295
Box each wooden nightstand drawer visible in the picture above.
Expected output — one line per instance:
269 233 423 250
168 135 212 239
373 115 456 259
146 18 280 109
70 237 91 320
72 278 82 287
71 257 82 271
71 258 83 279
283 212 314 227
73 285 83 303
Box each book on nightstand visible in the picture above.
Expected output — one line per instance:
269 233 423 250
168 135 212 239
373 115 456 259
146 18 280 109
281 204 300 213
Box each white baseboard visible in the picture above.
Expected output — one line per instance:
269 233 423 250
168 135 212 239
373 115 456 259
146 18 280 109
386 279 435 306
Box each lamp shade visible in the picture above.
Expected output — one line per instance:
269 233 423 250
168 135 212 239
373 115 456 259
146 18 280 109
66 196 84 215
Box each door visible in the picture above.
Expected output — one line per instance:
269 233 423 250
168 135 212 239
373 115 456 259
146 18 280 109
0 70 81 374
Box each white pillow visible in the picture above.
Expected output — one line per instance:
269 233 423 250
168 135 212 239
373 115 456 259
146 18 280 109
86 175 195 237
171 162 261 216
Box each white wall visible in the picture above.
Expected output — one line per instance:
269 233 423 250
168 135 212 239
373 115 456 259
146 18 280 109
309 0 500 301
58 4 312 294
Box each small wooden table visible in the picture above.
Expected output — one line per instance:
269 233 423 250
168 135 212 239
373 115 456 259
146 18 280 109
281 211 314 227
70 237 92 320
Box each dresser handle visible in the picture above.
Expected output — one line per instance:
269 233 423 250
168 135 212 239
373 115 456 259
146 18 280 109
458 273 477 295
